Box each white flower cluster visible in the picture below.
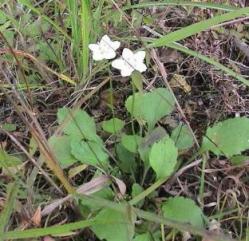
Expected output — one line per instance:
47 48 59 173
89 35 147 77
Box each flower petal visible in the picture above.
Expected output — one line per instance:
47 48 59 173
88 44 99 51
112 58 134 77
134 51 146 62
92 52 104 61
103 50 116 60
101 35 120 51
135 63 147 73
112 58 126 70
122 48 134 60
121 67 134 77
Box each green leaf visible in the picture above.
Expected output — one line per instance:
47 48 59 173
149 137 178 179
0 150 22 168
121 135 142 153
133 233 152 241
132 183 144 208
162 196 204 228
48 135 77 168
131 10 143 28
138 127 168 164
230 155 249 166
91 207 136 241
57 107 100 142
102 118 125 134
131 71 143 92
171 124 194 150
202 117 249 157
1 123 16 132
125 88 175 129
0 183 18 238
24 19 50 37
71 139 108 167
116 144 136 173
81 187 114 212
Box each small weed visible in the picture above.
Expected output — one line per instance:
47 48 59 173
1 1 249 241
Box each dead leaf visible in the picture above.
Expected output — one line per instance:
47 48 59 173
112 176 126 196
41 175 111 216
169 74 191 93
68 164 88 179
31 206 41 226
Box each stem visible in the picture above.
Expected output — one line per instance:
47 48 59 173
129 178 167 205
199 152 208 206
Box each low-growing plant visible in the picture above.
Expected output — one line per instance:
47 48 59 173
43 83 249 241
1 1 249 241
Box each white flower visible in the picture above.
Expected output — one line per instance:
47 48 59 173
111 48 147 77
89 35 121 61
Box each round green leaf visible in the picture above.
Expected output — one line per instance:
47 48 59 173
202 117 249 157
149 137 178 179
162 196 204 228
125 88 175 129
102 118 125 134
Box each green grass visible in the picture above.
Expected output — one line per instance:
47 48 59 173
123 0 238 11
148 7 249 48
81 0 91 82
0 183 17 241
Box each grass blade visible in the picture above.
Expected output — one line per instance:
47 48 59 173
81 0 91 82
123 0 237 11
167 42 249 86
148 7 249 48
65 0 81 77
3 220 94 239
0 183 18 241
